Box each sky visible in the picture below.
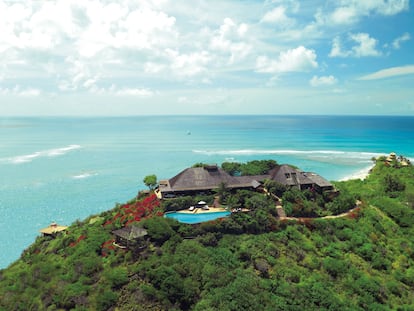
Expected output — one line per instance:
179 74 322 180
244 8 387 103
0 0 413 116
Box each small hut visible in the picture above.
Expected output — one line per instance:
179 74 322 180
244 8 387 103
39 222 68 237
386 152 397 163
112 225 148 250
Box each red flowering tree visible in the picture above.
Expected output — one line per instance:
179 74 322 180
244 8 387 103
103 193 162 228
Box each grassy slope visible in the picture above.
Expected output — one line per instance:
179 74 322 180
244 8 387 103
0 161 414 311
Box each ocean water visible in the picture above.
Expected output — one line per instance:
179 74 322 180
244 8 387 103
1 115 413 268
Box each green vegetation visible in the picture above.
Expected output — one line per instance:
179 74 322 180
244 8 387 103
143 174 158 191
1 158 414 310
278 186 356 218
222 159 278 176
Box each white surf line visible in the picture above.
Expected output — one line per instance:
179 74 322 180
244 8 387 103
193 149 383 157
2 145 82 164
72 172 98 179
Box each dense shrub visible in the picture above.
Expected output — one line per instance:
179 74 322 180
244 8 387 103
104 267 129 289
142 218 173 244
383 174 406 197
222 160 277 176
1 162 414 310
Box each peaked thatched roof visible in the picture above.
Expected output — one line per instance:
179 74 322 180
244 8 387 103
159 164 333 194
159 166 246 192
305 173 333 188
268 165 314 187
112 226 148 241
39 223 68 235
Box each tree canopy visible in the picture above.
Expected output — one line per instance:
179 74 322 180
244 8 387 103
222 159 277 176
1 158 414 310
143 174 157 190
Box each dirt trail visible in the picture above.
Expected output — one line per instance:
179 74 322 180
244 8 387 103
278 201 362 222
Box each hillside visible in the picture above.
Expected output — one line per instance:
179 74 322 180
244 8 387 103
1 158 414 310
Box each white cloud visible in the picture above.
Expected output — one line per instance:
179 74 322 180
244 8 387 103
330 6 358 25
58 56 99 91
351 33 381 57
217 18 248 39
358 65 414 80
83 78 97 89
176 90 230 107
329 36 349 57
209 18 251 64
261 6 296 28
370 0 409 15
167 49 211 78
0 0 412 117
319 0 409 26
0 1 86 52
76 5 177 58
310 75 338 87
19 88 41 97
90 85 154 97
144 62 166 74
0 86 41 96
392 32 410 49
0 1 179 85
256 46 318 74
329 33 381 58
113 88 154 97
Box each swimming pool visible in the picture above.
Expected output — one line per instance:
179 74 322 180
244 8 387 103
165 211 231 224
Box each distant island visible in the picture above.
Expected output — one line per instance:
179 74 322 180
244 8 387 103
1 155 413 310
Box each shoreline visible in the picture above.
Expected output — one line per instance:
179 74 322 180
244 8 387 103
339 164 375 182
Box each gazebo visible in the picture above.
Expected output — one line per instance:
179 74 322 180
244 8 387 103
39 222 68 237
112 225 148 249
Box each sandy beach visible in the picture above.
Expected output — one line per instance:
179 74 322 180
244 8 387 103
339 164 375 182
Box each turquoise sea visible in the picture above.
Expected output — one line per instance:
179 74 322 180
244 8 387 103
1 115 414 268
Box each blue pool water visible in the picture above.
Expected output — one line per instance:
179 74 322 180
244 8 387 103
165 211 231 224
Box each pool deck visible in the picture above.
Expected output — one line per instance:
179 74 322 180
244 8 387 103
174 206 250 214
176 207 228 214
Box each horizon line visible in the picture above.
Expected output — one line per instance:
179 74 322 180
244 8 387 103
1 113 414 118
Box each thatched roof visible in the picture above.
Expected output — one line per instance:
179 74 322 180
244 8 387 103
159 164 333 194
268 165 333 189
112 226 148 241
268 165 314 187
39 223 68 235
305 173 333 188
159 166 249 192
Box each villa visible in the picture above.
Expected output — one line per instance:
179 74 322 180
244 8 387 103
156 164 334 199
